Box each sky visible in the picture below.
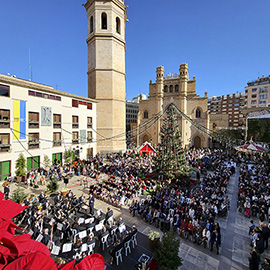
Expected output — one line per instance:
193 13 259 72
0 0 270 100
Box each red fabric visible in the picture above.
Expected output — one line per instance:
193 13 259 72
147 258 158 270
3 251 57 270
75 254 105 270
0 193 28 220
12 234 51 257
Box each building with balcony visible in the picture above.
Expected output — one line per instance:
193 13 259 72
245 75 270 109
0 74 97 180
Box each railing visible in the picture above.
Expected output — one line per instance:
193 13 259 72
29 120 39 129
53 122 61 128
72 139 79 144
0 144 11 152
28 141 40 149
53 140 62 147
87 123 92 128
87 137 93 143
72 123 79 128
0 119 10 128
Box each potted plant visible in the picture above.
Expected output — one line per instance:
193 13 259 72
148 230 160 249
11 186 27 204
15 153 26 183
46 177 59 194
155 230 182 270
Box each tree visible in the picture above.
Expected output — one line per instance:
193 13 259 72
11 186 27 204
47 177 59 193
154 104 189 180
64 148 73 164
155 230 182 270
15 153 26 177
43 154 51 168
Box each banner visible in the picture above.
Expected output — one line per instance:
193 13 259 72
13 100 26 139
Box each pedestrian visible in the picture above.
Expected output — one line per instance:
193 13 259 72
4 183 10 200
249 249 259 270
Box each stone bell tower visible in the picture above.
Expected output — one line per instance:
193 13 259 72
84 0 127 153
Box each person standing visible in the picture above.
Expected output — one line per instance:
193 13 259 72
4 183 10 200
89 194 95 215
210 229 220 255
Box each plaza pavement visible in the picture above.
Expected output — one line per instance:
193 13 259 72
4 166 270 270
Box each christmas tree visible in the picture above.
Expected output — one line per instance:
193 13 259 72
154 104 189 180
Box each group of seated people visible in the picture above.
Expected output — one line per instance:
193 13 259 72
15 190 138 265
238 161 270 222
128 150 235 255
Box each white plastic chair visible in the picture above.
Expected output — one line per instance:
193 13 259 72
87 242 95 255
101 234 110 250
124 240 131 256
115 247 123 265
131 232 138 248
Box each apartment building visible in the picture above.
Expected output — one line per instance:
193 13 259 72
0 74 97 180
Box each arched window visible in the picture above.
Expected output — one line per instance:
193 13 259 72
169 85 173 93
101 12 107 30
143 110 148 119
164 86 168 92
90 16 93 33
196 108 201 118
116 17 121 34
175 85 179 92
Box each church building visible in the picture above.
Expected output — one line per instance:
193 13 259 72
137 63 210 149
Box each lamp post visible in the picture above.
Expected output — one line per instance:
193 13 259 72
72 146 83 160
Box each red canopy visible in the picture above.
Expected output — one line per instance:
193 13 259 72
139 142 156 156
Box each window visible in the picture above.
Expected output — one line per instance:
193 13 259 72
116 17 121 34
29 90 35 96
72 116 79 128
101 12 107 30
72 132 79 144
28 133 39 149
175 85 179 92
53 132 61 147
195 108 201 118
0 160 11 181
259 100 266 104
36 92 42 97
87 131 93 142
259 94 268 100
143 110 148 119
53 114 61 128
87 102 92 110
90 16 94 33
164 86 168 92
72 99 79 108
0 84 10 97
252 89 257 93
169 85 173 93
251 101 256 104
28 112 39 128
259 87 268 93
87 117 93 128
0 109 10 128
252 94 257 98
0 134 10 152
27 156 40 170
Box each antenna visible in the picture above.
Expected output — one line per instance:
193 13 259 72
29 48 32 81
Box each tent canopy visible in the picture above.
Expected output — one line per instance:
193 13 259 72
138 141 156 156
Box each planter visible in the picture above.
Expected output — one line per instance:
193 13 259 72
16 176 22 183
149 238 160 249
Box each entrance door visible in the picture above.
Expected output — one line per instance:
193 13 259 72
87 148 93 159
194 136 201 149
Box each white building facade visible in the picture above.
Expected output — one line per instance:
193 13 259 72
0 74 97 180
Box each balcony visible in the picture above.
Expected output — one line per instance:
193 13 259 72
72 123 79 128
28 141 40 149
72 139 79 144
29 120 39 129
0 119 10 128
53 140 62 147
53 122 61 129
0 144 11 152
87 137 93 143
87 123 92 128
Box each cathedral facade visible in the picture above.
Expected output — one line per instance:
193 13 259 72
137 63 210 149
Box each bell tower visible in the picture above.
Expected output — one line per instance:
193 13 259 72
84 0 127 153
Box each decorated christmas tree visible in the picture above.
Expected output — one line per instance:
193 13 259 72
154 104 189 180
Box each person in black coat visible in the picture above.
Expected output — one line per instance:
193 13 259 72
109 239 124 265
210 229 220 255
262 223 269 249
4 183 10 200
89 194 95 215
249 249 260 270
